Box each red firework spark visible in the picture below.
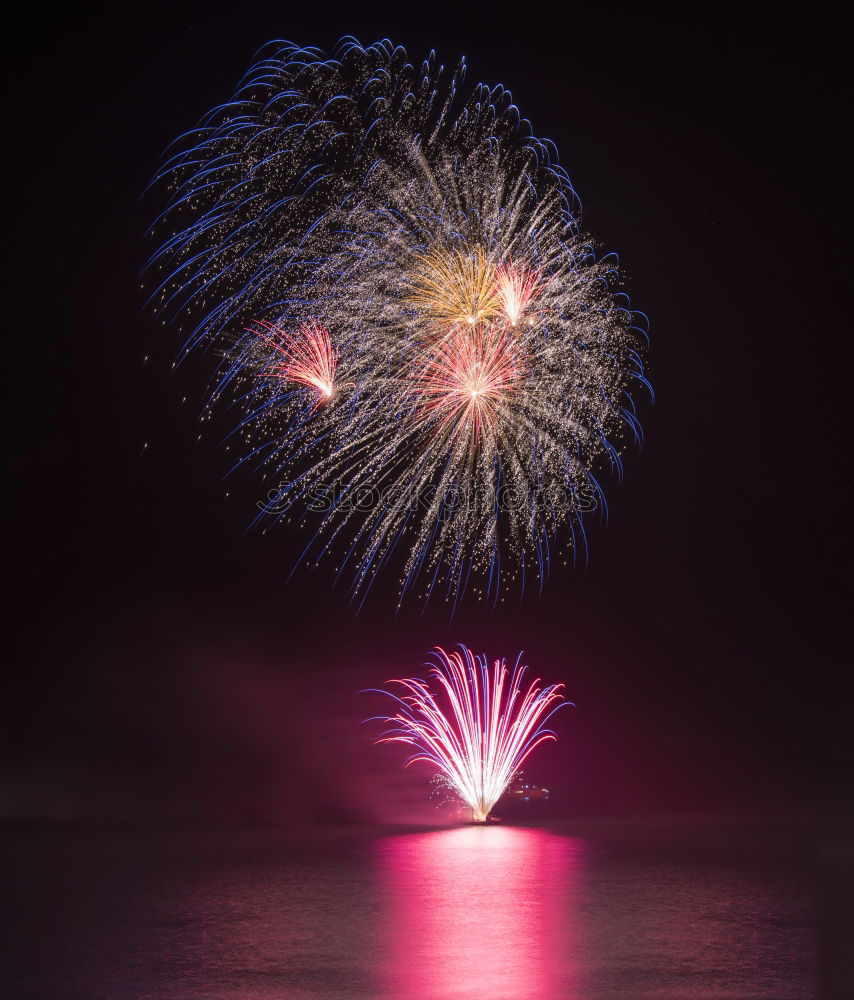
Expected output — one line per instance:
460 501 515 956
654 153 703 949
495 261 542 326
371 644 567 822
410 323 524 445
252 319 338 407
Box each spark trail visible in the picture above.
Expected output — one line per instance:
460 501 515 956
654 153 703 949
368 644 568 821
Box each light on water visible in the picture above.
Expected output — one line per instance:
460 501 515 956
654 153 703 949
378 826 585 999
0 824 817 999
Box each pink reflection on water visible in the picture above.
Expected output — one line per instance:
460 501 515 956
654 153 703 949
376 825 586 1000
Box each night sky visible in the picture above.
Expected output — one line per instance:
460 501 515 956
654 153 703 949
6 5 850 827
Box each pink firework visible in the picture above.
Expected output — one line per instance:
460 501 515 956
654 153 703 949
410 324 523 445
495 261 542 326
370 645 568 822
252 319 337 407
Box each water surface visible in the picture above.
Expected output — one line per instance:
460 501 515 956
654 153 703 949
1 824 817 999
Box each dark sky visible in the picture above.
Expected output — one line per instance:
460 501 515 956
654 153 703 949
5 4 850 825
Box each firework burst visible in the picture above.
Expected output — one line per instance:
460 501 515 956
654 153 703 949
368 644 568 822
146 38 651 608
253 320 338 409
408 246 502 326
495 261 542 326
410 323 523 447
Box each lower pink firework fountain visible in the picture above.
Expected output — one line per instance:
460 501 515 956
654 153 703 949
368 644 569 822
